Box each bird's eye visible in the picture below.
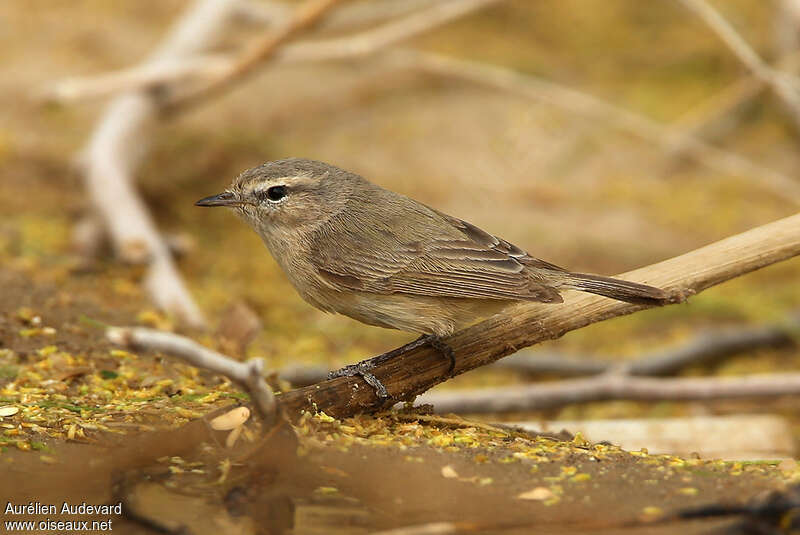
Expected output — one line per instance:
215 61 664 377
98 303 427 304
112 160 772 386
259 185 287 202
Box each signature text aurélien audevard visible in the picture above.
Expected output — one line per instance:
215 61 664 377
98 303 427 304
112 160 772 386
4 501 122 515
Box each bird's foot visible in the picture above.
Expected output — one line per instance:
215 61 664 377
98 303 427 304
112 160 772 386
427 335 457 377
327 360 390 398
328 334 456 398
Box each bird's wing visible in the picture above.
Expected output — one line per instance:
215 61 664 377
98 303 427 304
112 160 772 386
311 204 565 303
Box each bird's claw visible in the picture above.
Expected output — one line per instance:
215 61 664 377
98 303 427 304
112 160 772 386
328 361 390 399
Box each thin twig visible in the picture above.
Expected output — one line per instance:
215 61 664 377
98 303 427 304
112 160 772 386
164 0 345 112
106 326 277 423
278 0 501 63
234 0 439 31
669 51 800 136
397 49 800 205
675 0 800 132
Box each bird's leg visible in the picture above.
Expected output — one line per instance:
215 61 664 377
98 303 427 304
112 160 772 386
328 334 457 398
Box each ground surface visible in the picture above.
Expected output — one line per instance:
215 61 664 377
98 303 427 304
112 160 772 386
2 0 800 533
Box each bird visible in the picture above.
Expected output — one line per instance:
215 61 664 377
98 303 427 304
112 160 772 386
196 158 667 397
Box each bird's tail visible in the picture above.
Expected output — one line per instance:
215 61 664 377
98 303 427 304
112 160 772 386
562 272 668 305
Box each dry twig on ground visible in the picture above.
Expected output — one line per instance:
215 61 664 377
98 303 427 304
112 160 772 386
496 320 797 377
419 371 800 414
106 326 278 423
276 212 800 418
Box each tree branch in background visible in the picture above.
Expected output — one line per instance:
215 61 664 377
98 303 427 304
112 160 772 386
277 212 800 418
420 372 800 414
43 0 504 103
106 326 278 423
233 0 439 31
397 50 800 205
164 0 345 112
675 0 800 133
668 51 800 141
497 319 797 377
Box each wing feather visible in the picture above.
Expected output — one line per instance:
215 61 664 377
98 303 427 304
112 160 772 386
311 193 564 303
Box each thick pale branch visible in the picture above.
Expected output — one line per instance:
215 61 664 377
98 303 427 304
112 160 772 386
419 373 800 414
107 326 277 422
80 0 252 327
277 212 800 418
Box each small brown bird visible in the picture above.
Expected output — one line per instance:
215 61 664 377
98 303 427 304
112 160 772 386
197 158 666 396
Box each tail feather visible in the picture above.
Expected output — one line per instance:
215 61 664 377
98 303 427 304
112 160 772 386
563 272 667 305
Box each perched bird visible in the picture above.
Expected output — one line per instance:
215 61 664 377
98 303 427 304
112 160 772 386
197 158 667 396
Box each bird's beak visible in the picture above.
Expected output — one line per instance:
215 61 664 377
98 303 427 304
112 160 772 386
195 191 244 207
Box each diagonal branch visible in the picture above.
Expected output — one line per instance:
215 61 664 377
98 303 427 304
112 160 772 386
675 0 800 132
277 212 800 418
397 50 800 205
163 0 345 112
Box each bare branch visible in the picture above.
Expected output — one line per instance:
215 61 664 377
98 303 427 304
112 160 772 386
419 372 800 414
165 0 346 111
234 0 439 31
397 50 800 205
675 0 800 132
497 321 796 377
44 0 503 103
279 0 502 63
106 326 277 423
669 51 800 137
277 212 800 418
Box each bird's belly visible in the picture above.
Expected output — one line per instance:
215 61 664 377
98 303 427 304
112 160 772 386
318 291 511 337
